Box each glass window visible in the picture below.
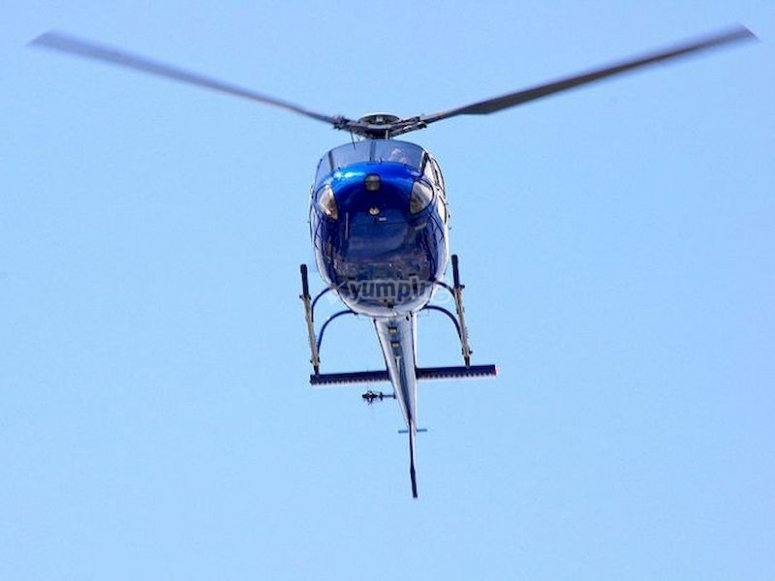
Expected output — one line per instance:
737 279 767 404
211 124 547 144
314 154 332 183
373 140 424 168
330 141 372 169
430 157 445 194
422 155 436 184
324 140 426 173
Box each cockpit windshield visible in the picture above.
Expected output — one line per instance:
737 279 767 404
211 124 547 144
321 140 425 176
329 140 372 169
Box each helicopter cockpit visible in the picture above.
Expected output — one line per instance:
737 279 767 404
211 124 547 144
315 140 425 185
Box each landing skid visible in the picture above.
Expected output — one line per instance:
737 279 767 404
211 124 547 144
299 254 491 381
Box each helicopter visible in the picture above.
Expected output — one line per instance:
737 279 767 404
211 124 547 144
30 25 756 498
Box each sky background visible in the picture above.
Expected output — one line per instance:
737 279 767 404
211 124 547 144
2 2 774 580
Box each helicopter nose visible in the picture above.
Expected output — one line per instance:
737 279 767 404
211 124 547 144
337 179 409 215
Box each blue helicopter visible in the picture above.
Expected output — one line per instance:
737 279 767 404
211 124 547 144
31 25 755 497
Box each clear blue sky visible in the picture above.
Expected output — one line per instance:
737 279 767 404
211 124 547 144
2 2 774 580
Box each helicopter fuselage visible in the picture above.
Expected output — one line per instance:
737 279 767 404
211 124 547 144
310 139 449 318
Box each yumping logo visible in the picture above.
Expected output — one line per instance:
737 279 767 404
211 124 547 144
338 275 435 305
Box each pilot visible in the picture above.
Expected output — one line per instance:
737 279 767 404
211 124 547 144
388 147 410 164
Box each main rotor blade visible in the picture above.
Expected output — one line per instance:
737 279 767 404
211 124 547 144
29 31 348 127
421 25 756 126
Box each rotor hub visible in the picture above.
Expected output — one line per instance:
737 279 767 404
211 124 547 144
357 113 401 126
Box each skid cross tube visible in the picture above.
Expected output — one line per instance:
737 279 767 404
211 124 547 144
316 309 357 354
421 304 463 341
311 286 335 315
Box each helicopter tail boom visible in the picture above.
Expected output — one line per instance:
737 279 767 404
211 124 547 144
409 424 418 498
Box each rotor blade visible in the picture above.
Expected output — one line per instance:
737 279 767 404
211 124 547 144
29 31 348 127
421 25 756 125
